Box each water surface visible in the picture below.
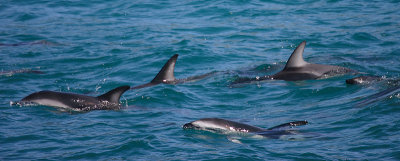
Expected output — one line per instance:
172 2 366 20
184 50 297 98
1 0 399 160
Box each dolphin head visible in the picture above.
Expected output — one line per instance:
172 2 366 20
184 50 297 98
183 122 199 129
182 119 229 132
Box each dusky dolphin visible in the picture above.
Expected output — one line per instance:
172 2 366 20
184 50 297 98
131 54 216 89
0 68 44 76
20 85 130 111
232 41 354 84
183 118 308 139
0 40 56 46
346 75 384 85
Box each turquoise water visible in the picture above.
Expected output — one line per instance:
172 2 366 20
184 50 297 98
1 0 400 160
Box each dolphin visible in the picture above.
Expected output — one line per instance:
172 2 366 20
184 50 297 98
131 54 216 89
0 68 44 76
19 85 130 111
346 75 384 85
183 118 308 139
0 40 56 46
232 41 354 84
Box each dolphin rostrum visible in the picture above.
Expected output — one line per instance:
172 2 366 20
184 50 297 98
233 41 354 84
20 85 130 111
183 118 308 139
131 54 216 89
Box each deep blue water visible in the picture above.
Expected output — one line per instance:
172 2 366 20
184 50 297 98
1 0 400 160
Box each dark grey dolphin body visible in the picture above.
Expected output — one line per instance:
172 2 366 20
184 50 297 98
233 41 354 84
183 118 308 139
131 54 215 89
20 85 130 111
346 76 384 85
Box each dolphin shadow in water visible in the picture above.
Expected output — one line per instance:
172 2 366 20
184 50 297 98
17 85 130 111
183 118 308 141
131 54 216 89
232 41 355 85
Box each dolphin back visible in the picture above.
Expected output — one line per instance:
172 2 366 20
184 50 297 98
97 85 130 103
151 54 178 83
21 90 57 102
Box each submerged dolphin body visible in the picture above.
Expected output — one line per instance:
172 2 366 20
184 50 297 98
20 85 130 111
355 86 400 107
183 118 308 139
346 76 400 107
233 41 353 84
131 54 215 89
0 40 56 46
0 68 44 76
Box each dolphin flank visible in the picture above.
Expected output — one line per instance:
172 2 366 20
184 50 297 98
20 85 130 111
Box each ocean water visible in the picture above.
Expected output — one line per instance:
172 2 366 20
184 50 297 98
1 0 400 160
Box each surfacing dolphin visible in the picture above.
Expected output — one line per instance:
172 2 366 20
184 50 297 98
19 85 130 111
232 41 354 84
183 118 308 139
131 54 216 89
346 75 384 85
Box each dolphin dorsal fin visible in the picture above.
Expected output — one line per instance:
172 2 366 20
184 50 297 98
284 41 308 68
267 120 308 130
151 54 178 83
97 85 130 103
